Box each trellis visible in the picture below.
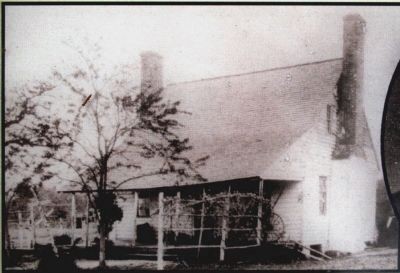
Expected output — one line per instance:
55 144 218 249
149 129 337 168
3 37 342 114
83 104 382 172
152 182 285 270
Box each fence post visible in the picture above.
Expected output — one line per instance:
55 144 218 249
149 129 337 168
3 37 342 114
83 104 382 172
174 191 181 238
257 179 264 245
71 193 76 243
85 196 90 248
132 191 139 246
18 211 23 249
220 186 231 262
197 188 206 258
30 205 36 248
30 187 57 254
157 191 164 270
58 218 63 234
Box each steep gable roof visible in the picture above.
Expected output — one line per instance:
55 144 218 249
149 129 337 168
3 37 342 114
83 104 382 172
159 58 343 184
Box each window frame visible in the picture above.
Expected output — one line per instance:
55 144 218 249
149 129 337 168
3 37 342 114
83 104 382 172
319 176 328 216
137 198 151 218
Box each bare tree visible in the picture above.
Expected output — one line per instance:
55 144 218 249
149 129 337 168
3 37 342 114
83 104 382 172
42 43 208 268
4 82 69 257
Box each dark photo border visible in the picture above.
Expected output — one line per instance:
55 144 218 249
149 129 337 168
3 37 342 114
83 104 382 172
2 2 400 272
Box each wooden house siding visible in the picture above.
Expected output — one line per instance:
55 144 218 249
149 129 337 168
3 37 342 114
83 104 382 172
261 100 336 247
301 107 337 250
109 194 135 244
110 194 159 244
297 102 379 253
272 182 303 242
260 98 377 253
329 156 379 252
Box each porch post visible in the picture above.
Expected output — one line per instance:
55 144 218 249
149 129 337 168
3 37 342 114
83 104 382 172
197 188 206 258
58 219 63 234
71 193 76 242
30 205 36 248
18 211 23 249
132 191 139 246
157 191 165 270
220 186 231 262
257 179 264 245
85 196 90 248
174 191 181 237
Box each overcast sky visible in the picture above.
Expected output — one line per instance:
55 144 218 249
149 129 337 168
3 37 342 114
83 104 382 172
5 5 400 158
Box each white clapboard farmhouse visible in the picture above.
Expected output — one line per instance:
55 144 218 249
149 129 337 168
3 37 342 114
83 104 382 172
59 14 381 262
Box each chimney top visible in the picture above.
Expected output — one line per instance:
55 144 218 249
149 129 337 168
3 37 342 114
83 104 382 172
343 13 366 23
343 13 366 35
140 51 162 60
140 51 163 94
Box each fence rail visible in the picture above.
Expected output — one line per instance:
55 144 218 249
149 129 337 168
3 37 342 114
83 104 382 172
6 197 95 250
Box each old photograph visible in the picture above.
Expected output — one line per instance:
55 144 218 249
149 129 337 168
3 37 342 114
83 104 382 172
3 4 400 271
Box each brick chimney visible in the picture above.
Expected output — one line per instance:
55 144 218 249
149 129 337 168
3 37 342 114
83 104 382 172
333 14 366 159
140 51 163 94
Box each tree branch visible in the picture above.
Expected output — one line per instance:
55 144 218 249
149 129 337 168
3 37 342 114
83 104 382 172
112 171 164 189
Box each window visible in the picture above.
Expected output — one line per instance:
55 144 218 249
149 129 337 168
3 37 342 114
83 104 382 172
319 176 327 215
327 104 336 134
137 198 150 218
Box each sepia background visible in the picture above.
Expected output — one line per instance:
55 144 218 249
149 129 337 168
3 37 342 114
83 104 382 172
4 5 400 270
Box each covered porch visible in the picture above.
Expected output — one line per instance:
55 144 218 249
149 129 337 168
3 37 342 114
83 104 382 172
60 176 302 269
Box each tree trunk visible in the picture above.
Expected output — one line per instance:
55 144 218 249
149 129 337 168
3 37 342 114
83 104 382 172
99 222 107 269
5 202 13 264
99 161 108 268
4 217 11 263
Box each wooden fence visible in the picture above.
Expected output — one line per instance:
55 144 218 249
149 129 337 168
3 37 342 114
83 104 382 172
6 194 95 249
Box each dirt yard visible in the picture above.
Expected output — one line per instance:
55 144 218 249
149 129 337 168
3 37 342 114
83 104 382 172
6 247 398 270
76 248 398 270
212 248 398 270
73 247 400 270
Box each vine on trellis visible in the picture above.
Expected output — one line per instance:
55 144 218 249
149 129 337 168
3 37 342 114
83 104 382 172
160 191 285 245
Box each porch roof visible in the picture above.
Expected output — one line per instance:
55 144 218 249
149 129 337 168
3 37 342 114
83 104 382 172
58 176 300 195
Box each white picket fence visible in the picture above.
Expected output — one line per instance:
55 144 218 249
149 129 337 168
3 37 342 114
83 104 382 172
7 203 98 249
